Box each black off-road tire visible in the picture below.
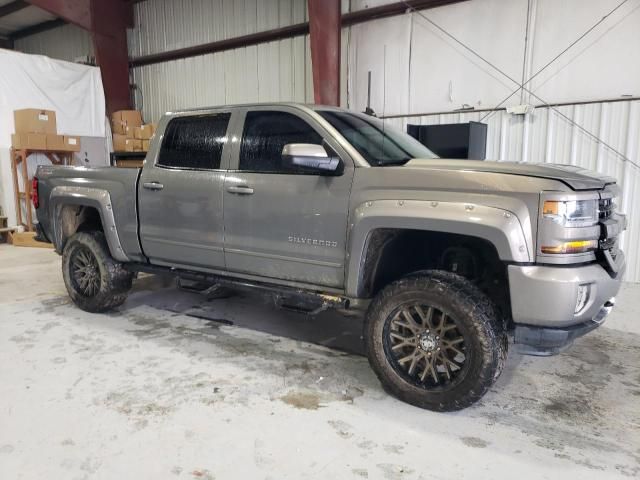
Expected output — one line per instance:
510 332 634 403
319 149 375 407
364 270 507 411
62 231 133 313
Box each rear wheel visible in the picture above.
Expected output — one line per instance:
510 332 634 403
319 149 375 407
62 231 133 313
364 270 507 411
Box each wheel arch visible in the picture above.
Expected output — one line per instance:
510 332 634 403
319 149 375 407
346 200 530 299
50 186 129 262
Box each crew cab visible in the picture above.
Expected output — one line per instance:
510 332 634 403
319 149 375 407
33 103 627 411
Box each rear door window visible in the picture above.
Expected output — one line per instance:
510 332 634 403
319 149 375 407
157 113 231 170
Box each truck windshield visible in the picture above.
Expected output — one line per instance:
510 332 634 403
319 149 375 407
316 110 438 166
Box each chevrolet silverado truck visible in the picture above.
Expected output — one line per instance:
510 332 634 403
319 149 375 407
33 103 627 411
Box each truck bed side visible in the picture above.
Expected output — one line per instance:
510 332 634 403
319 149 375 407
35 165 144 261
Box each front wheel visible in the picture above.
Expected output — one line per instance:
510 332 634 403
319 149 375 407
364 270 507 411
62 231 133 313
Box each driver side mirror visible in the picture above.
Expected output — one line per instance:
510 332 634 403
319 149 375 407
281 143 343 176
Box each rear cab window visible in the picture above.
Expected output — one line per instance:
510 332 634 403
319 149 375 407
157 113 231 170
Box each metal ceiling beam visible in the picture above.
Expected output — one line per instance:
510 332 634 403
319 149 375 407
10 17 65 39
308 0 341 106
23 0 90 29
0 1 29 18
130 0 468 68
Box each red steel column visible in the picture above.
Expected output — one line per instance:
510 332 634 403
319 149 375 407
25 0 133 114
307 0 341 106
90 0 133 114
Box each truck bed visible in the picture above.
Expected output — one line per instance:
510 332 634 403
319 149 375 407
35 165 143 260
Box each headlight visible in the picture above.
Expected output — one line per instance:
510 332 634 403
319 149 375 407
542 199 598 228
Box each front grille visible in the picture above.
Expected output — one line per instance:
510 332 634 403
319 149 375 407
598 195 618 255
599 198 614 220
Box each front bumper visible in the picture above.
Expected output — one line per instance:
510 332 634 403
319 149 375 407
514 301 614 355
508 250 625 355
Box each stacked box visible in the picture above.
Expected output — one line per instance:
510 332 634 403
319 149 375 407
12 109 54 150
12 109 80 151
134 124 156 140
111 110 142 136
14 109 56 134
12 133 46 150
111 110 153 152
125 138 143 152
64 136 81 151
46 134 65 150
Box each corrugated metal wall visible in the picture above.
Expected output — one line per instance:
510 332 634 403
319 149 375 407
384 99 640 281
131 37 313 123
128 0 350 122
128 0 308 57
129 0 310 122
14 24 93 63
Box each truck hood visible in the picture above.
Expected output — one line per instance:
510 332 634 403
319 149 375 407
404 159 616 191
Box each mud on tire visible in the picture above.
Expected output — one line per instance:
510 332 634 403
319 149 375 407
364 270 507 411
62 231 133 313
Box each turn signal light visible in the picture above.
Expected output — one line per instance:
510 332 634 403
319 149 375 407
541 240 597 254
542 201 559 215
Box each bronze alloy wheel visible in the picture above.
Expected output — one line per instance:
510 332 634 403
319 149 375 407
383 303 469 389
364 271 507 411
70 246 101 297
62 231 133 313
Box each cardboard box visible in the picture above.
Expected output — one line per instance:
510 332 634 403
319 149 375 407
113 134 128 151
63 136 81 152
14 109 57 134
112 121 125 135
142 139 150 151
124 125 136 138
112 110 142 135
125 138 143 152
46 134 65 150
12 133 47 150
134 124 155 140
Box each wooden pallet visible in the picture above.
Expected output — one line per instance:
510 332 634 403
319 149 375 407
9 231 54 249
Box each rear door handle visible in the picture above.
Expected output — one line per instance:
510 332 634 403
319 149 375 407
143 182 164 191
227 185 254 195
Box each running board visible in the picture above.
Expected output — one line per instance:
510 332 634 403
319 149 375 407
125 262 351 312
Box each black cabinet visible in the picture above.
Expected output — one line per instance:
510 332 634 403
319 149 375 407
407 121 487 160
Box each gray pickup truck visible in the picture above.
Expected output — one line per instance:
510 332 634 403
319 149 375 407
33 103 626 411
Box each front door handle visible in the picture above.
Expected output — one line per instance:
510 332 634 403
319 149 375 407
227 185 254 195
143 182 164 191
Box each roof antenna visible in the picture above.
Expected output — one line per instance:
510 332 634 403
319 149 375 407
364 71 376 116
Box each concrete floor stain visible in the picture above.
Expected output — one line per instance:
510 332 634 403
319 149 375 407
279 391 323 410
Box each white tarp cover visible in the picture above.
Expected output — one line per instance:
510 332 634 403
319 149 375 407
0 49 105 226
